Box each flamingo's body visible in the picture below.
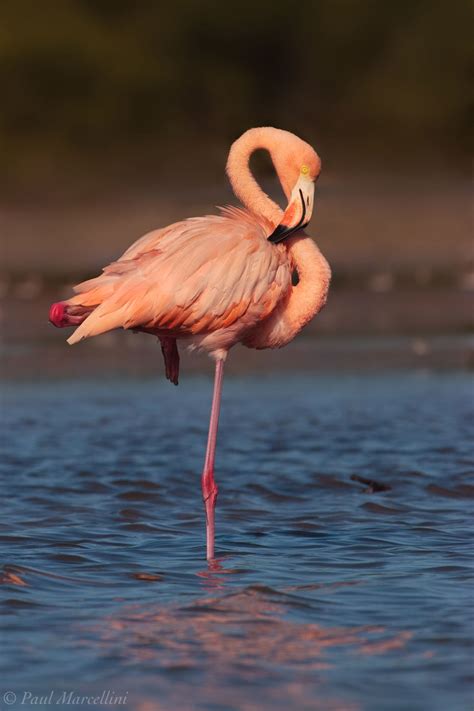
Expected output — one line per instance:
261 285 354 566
50 127 331 560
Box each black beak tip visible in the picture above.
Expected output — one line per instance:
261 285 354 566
267 224 290 244
267 188 308 244
268 221 309 244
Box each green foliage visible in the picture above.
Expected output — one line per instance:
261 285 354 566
0 0 471 179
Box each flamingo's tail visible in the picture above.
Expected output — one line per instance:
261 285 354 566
65 303 127 345
49 300 128 345
49 272 122 344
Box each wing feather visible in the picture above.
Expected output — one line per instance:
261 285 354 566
67 212 291 346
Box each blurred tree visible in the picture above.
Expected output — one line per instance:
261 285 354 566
0 0 471 186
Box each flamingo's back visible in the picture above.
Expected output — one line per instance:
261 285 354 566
60 208 292 349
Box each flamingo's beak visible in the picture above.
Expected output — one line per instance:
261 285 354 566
267 171 315 244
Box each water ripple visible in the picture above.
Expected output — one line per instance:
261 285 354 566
1 372 473 710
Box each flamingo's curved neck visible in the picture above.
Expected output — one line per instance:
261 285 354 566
243 234 331 350
226 128 283 226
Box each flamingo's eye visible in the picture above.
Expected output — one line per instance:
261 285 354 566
300 164 309 176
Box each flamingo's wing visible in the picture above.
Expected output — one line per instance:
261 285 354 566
69 222 180 306
66 213 291 345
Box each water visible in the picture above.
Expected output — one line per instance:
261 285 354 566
1 372 473 711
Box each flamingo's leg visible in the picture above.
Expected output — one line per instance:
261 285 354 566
159 337 180 385
202 358 225 560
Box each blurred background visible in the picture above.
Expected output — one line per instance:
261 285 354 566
1 0 472 378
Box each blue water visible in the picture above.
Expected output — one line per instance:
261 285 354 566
1 372 473 711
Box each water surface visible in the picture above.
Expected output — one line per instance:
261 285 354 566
1 373 473 710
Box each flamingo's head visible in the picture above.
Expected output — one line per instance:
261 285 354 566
268 135 321 244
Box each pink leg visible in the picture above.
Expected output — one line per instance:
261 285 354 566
202 358 225 560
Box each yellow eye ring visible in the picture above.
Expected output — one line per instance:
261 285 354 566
301 164 309 175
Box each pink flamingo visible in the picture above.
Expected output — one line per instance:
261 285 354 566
49 127 331 560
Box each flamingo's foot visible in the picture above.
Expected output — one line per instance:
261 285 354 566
49 302 91 328
49 302 66 327
160 337 180 386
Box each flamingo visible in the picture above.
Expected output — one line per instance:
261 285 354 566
49 127 331 560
